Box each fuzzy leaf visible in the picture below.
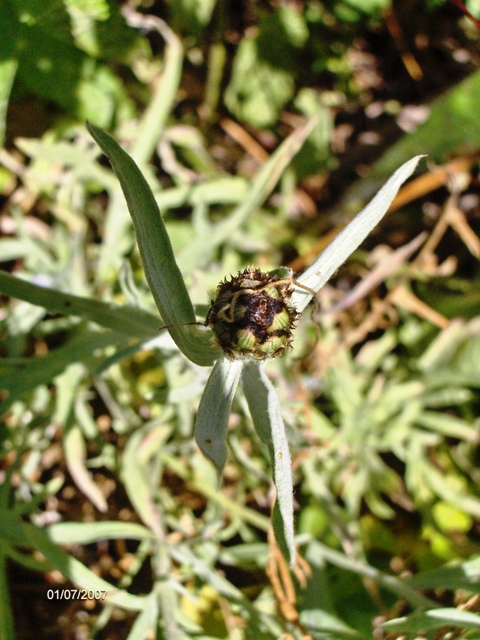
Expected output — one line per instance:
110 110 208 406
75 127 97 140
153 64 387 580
0 271 160 338
242 361 295 565
293 155 425 311
381 608 480 633
195 359 243 473
87 122 221 366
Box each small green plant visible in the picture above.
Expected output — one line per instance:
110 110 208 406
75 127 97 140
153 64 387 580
85 121 423 563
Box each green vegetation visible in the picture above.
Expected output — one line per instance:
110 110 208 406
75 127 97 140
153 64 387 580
1 1 480 638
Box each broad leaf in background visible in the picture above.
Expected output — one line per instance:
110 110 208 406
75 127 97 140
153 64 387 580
0 0 138 127
224 7 308 127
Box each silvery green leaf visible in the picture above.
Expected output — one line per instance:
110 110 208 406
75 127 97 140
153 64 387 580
87 122 221 367
242 361 295 565
380 608 480 633
292 155 425 311
0 271 161 339
195 359 243 473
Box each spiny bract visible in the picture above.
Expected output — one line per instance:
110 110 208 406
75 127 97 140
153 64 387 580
205 267 299 360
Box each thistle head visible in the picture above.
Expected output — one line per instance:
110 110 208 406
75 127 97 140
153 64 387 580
205 267 300 360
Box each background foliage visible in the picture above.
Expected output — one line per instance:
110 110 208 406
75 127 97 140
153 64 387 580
1 0 480 638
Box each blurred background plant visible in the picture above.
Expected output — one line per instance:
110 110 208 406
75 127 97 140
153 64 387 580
1 0 480 639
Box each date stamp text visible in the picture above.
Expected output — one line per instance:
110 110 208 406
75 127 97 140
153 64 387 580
47 589 107 601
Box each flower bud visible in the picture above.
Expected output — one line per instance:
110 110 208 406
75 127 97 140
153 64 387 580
205 268 299 360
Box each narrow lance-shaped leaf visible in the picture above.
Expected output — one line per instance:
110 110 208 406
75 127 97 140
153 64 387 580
0 327 125 414
87 122 220 367
124 10 183 165
293 155 425 311
121 427 165 537
22 523 147 611
242 361 296 565
381 608 480 634
195 359 243 474
0 271 160 339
